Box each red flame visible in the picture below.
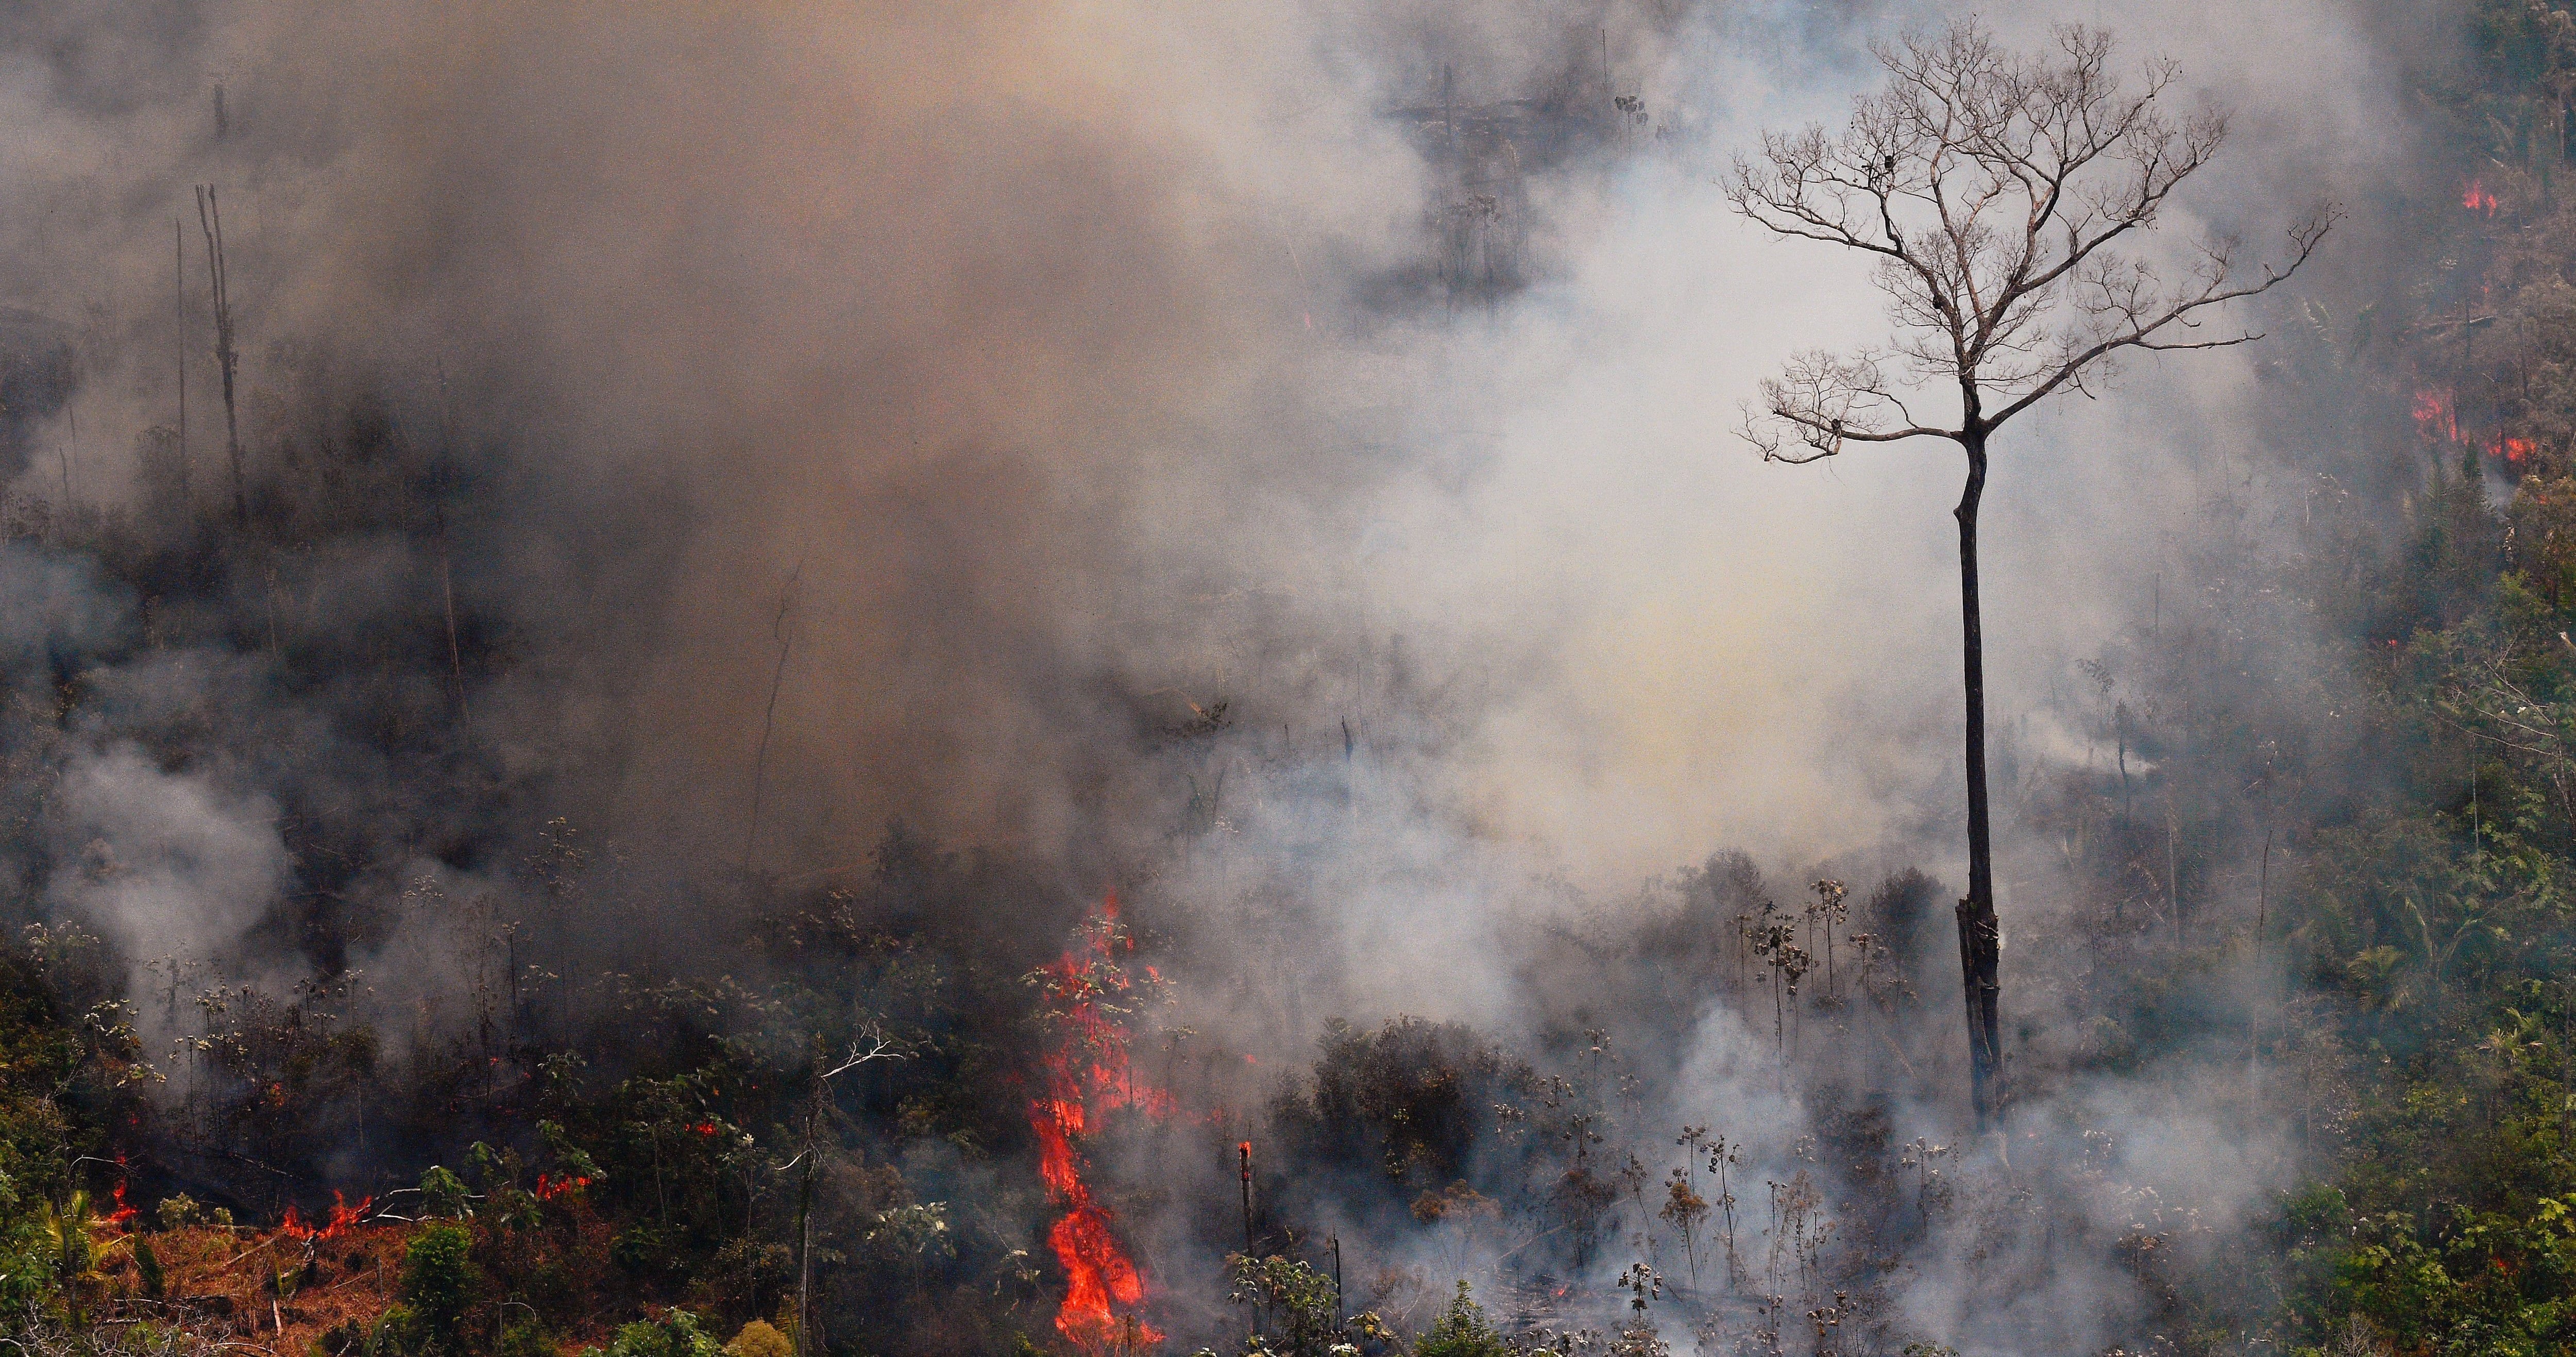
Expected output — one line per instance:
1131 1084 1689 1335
1030 892 1169 1352
281 1191 372 1241
2466 180 2499 215
533 1173 592 1201
692 1122 720 1136
101 1178 138 1232
2491 435 2536 464
2414 389 2461 444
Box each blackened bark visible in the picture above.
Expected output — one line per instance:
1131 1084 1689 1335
1954 430 2003 1123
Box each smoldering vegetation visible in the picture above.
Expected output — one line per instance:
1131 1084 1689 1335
0 2 2568 1357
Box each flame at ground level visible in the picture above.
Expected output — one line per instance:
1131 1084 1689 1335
101 1178 138 1232
1046 1198 1161 1347
281 1192 371 1241
1028 893 1167 1351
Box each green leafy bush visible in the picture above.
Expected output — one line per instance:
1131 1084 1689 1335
1414 1281 1509 1357
582 1309 722 1357
418 1167 471 1221
398 1222 481 1351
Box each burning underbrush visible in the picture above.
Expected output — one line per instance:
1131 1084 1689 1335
0 790 2386 1357
53 1212 419 1352
1029 893 1173 1351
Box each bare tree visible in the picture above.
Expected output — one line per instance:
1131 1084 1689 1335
781 1026 905 1357
744 560 804 873
175 217 190 514
195 185 246 526
1728 21 2332 1123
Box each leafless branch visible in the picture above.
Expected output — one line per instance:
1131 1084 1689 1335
1728 19 2336 456
820 1024 909 1081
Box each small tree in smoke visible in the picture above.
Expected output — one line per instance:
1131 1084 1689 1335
1657 1165 1708 1285
784 1028 905 1357
1727 20 2333 1122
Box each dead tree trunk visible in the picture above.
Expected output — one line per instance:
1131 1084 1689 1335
1953 428 2003 1123
195 185 245 526
433 365 472 745
175 217 189 512
1730 21 2328 1131
794 1092 821 1357
744 566 801 873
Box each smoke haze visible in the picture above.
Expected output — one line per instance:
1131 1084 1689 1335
0 0 2480 1350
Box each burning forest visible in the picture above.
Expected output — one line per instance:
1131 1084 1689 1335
7 1 2576 1355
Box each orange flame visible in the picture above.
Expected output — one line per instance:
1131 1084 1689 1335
2491 435 2536 464
101 1178 138 1232
1030 892 1168 1352
2466 179 2499 215
2414 389 2461 444
280 1191 372 1241
533 1173 592 1201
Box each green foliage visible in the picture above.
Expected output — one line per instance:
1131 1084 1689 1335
861 1202 955 1268
418 1166 471 1220
1226 1255 1347 1357
40 1191 97 1286
536 1120 605 1188
2324 1198 2576 1351
2468 0 2576 174
499 1316 558 1357
1414 1281 1509 1357
582 1309 723 1357
0 939 84 1222
156 1195 201 1231
398 1222 481 1350
689 1238 793 1321
611 1225 672 1277
0 1168 60 1320
135 1237 164 1300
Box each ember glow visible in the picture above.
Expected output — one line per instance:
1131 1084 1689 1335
1028 894 1170 1352
2466 178 2499 214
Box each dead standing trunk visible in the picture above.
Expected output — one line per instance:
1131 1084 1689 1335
195 185 246 526
795 1091 820 1357
1953 427 2003 1122
1728 18 2330 1136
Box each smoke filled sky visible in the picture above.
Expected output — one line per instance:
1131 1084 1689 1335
0 0 2439 996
